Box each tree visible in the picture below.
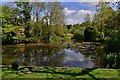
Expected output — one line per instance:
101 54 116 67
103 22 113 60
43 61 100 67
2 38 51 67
103 1 120 69
93 0 117 37
16 2 32 23
116 1 120 27
1 5 19 44
15 2 32 37
42 2 65 42
94 1 108 37
84 13 91 26
32 2 45 22
1 2 66 43
47 2 65 26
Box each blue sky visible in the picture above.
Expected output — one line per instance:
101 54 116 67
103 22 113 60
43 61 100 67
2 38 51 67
62 2 96 11
62 2 117 25
62 2 97 24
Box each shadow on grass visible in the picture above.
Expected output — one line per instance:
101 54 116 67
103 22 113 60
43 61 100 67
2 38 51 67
4 67 119 80
3 67 99 79
32 67 99 80
2 66 30 78
2 67 119 80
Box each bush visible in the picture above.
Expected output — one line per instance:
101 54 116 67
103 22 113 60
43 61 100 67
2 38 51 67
104 53 120 69
54 26 68 38
72 31 84 41
104 29 120 69
49 35 63 42
2 24 18 44
84 27 98 41
106 30 120 53
95 32 106 42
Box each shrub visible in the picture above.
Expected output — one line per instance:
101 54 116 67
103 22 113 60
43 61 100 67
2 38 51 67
49 35 63 42
84 27 98 41
104 53 120 69
72 31 84 41
105 29 120 69
106 30 120 53
2 24 18 44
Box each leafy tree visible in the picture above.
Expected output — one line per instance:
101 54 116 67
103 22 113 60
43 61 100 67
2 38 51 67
2 24 18 44
42 2 65 42
15 2 32 23
32 2 45 22
94 1 109 37
70 24 85 41
2 5 14 25
116 1 120 27
84 13 91 26
15 2 32 37
104 1 120 69
105 1 120 53
93 1 117 37
1 5 19 44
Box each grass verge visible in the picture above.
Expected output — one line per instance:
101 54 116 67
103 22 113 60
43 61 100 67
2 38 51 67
1 66 119 79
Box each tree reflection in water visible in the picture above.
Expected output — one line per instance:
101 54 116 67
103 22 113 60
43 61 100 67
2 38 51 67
2 44 104 68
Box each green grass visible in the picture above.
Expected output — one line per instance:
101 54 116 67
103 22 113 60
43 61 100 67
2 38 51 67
1 66 119 79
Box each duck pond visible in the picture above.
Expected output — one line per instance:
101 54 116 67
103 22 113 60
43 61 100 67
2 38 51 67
2 42 105 68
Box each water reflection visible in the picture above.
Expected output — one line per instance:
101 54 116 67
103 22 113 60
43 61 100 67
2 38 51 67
62 48 94 68
2 43 104 68
16 45 65 67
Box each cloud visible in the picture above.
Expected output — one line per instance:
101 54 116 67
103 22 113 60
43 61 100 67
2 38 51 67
78 0 119 2
80 2 98 6
63 8 94 25
75 10 92 18
63 8 76 16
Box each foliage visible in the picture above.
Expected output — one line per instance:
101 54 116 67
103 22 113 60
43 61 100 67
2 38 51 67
54 26 67 37
104 52 120 69
1 2 66 43
104 28 120 69
2 24 18 44
31 2 45 22
15 2 32 23
84 13 91 26
106 29 120 53
45 2 65 26
2 5 18 25
1 1 120 44
72 31 84 41
49 35 63 42
84 27 98 42
30 21 42 37
93 1 117 37
70 24 85 41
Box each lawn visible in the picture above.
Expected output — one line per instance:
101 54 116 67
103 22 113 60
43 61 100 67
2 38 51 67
1 66 119 79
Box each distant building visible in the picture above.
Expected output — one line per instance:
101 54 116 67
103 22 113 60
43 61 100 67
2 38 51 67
17 26 25 35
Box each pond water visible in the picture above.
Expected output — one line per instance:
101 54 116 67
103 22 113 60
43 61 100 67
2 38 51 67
2 43 105 68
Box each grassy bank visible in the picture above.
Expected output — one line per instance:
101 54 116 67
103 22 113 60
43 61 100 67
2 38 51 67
2 66 119 79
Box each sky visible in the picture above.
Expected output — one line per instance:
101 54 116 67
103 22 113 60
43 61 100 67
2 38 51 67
0 0 119 25
62 2 97 25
